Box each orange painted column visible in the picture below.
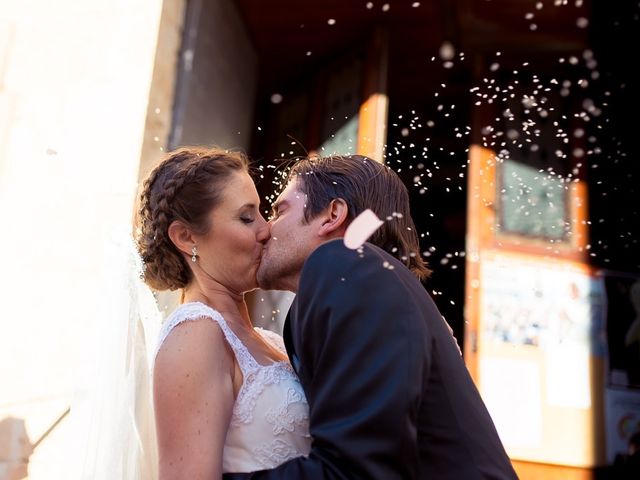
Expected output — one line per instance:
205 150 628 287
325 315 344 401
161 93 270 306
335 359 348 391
356 28 389 163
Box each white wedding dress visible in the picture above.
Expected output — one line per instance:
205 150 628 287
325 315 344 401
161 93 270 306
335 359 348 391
155 301 311 472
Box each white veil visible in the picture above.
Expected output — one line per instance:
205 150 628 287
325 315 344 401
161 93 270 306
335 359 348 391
70 227 161 479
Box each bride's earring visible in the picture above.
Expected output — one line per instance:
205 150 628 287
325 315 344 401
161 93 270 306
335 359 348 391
191 245 198 263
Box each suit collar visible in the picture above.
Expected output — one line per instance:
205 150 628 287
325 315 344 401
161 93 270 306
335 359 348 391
283 308 301 373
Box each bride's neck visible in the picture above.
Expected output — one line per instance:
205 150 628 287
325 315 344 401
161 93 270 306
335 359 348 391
183 284 253 329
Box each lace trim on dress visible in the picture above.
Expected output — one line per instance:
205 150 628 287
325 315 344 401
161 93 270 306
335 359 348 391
252 438 304 468
230 362 298 427
264 387 309 435
255 327 288 356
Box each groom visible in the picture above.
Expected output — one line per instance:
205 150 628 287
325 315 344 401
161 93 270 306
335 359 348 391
226 155 517 479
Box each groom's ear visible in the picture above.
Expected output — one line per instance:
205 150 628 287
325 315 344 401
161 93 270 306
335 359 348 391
167 220 196 257
318 198 349 238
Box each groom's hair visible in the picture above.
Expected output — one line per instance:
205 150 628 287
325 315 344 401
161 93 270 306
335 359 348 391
288 155 431 280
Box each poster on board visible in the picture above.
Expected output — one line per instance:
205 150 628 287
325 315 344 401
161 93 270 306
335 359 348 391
477 250 606 464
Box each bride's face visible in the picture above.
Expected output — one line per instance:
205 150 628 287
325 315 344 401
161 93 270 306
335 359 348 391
193 171 269 294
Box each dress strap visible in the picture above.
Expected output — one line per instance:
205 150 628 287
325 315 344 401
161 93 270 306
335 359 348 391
154 302 259 374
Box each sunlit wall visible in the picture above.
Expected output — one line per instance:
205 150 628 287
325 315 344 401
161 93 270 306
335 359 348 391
0 0 165 477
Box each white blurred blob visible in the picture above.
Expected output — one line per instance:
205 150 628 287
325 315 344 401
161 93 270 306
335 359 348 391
582 98 595 112
439 41 455 61
366 2 373 8
328 18 336 25
270 93 283 104
481 125 494 136
490 62 500 72
344 209 384 250
412 2 421 7
401 128 410 137
573 148 585 158
507 129 519 140
382 3 390 12
574 128 585 138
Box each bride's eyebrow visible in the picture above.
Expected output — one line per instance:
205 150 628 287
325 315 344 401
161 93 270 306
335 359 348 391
238 202 258 211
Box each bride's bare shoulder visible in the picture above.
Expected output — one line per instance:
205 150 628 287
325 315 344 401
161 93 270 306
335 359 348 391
154 317 234 388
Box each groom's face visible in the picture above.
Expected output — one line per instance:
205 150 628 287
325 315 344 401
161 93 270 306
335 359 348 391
257 178 323 292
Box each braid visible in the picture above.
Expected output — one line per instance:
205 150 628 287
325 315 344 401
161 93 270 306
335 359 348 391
137 159 185 290
136 147 248 291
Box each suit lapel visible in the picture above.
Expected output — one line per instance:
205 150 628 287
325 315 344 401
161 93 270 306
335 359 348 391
283 307 301 374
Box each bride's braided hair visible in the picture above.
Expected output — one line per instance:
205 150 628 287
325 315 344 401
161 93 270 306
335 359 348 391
136 146 249 291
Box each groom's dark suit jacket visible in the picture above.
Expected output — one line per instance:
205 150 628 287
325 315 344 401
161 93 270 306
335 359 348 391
225 240 518 479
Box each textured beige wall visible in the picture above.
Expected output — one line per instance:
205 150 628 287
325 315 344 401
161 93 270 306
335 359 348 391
173 0 258 150
0 0 168 477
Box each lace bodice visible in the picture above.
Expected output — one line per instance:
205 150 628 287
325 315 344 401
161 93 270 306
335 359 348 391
155 302 311 472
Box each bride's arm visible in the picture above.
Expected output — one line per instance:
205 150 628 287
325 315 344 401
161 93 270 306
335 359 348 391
154 318 235 480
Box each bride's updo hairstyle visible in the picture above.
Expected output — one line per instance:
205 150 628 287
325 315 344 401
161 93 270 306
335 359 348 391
136 146 249 291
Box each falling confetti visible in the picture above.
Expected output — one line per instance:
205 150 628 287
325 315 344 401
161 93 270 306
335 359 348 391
344 209 384 250
439 41 455 61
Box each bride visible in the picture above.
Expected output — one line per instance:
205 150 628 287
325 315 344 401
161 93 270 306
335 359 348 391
136 146 310 477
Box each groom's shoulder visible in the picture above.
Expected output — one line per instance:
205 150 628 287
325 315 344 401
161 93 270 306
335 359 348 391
302 239 350 276
304 239 398 276
308 238 381 260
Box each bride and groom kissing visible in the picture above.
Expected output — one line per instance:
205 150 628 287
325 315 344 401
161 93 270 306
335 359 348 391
137 147 518 479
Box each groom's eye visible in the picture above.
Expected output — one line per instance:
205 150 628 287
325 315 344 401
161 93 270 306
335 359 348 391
240 216 255 224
